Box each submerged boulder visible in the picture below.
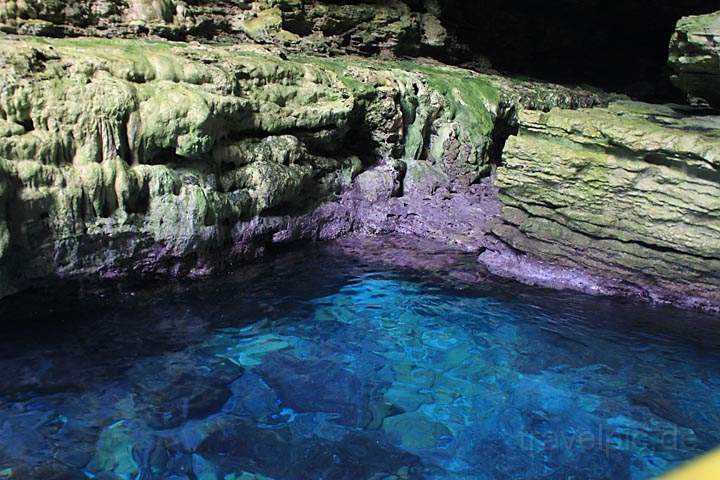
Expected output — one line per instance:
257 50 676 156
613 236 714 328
669 11 720 108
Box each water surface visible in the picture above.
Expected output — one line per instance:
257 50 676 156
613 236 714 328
0 236 719 479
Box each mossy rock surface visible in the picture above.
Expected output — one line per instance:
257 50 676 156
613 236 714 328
0 35 505 297
669 10 720 108
495 101 720 301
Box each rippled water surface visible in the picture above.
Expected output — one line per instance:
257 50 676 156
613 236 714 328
1 237 719 480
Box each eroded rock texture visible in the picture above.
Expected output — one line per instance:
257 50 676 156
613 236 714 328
0 35 506 297
669 10 720 108
0 0 466 60
0 2 719 310
487 102 720 308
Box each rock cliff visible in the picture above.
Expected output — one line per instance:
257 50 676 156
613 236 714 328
484 102 720 308
0 2 719 310
0 35 507 297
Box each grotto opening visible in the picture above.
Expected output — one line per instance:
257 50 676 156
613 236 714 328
0 1 719 479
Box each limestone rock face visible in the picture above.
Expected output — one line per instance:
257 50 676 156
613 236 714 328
0 1 464 60
490 101 720 306
669 11 720 108
240 0 454 57
2 2 717 311
0 36 504 297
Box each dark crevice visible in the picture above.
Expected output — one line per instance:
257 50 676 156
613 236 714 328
78 191 88 223
489 103 519 167
126 182 150 215
141 149 188 167
119 113 132 165
18 118 35 132
640 152 720 182
586 229 719 262
605 143 720 183
99 196 114 219
224 126 347 156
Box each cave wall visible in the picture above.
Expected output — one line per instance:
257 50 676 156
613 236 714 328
0 1 719 309
0 34 512 299
485 101 720 309
2 0 717 102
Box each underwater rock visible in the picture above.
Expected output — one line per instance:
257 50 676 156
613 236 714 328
191 453 219 480
128 353 242 429
485 101 720 308
256 355 373 427
223 372 280 421
86 420 147 479
383 411 452 450
669 11 720 108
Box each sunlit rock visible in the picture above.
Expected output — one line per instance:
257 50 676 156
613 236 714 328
669 11 720 108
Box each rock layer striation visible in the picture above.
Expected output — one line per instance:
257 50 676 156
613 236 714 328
486 101 720 308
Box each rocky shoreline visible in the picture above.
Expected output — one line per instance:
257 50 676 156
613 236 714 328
0 3 718 313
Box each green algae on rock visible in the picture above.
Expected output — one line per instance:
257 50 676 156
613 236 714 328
301 56 507 181
0 35 505 298
669 10 720 109
491 101 720 306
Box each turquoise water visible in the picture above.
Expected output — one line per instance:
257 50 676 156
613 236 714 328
0 239 719 479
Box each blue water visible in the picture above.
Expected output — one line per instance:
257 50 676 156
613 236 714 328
0 238 719 480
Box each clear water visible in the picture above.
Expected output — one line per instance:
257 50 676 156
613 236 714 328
0 237 719 480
